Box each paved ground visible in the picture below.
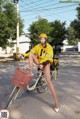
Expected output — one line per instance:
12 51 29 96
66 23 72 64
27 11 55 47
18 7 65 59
0 54 80 119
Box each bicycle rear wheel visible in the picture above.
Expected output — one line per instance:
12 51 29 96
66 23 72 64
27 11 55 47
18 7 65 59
37 77 48 93
5 86 20 109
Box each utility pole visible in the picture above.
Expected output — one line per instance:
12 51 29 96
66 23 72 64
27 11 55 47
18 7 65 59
13 0 20 60
14 0 20 53
16 0 19 53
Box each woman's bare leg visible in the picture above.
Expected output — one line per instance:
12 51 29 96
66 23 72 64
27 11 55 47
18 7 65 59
28 53 39 69
43 63 59 109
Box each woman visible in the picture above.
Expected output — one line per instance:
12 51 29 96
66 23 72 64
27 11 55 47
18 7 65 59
23 33 59 112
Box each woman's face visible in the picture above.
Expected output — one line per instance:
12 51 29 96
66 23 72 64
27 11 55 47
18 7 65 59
40 38 46 45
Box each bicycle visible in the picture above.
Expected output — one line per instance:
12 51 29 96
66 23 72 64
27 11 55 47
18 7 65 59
5 60 59 109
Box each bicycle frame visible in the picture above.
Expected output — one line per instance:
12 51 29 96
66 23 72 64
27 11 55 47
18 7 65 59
27 69 58 92
27 69 47 91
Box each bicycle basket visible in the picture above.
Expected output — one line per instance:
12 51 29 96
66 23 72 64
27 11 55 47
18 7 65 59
12 68 33 88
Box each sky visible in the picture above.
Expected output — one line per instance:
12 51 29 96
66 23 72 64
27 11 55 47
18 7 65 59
19 0 80 32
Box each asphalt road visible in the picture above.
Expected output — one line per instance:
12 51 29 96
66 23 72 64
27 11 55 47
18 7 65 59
0 55 80 119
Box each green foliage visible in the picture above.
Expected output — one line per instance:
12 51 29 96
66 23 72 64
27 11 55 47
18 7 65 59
50 20 67 46
28 18 52 46
8 41 14 47
76 4 80 20
69 4 80 44
28 18 67 47
0 0 24 48
0 11 8 47
70 19 80 39
67 26 77 45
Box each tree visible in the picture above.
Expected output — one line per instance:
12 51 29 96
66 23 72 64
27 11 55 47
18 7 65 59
50 20 67 46
76 4 80 20
69 4 80 44
67 26 77 45
28 18 52 46
28 18 67 48
0 0 24 48
70 19 80 40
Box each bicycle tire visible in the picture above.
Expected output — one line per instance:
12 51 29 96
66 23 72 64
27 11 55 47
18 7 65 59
26 79 37 91
37 76 48 93
5 87 20 109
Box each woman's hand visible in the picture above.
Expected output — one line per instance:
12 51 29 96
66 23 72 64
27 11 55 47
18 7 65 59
38 64 43 69
19 54 25 61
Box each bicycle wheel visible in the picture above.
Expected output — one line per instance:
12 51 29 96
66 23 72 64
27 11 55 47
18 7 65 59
27 81 36 91
37 76 48 93
5 86 20 109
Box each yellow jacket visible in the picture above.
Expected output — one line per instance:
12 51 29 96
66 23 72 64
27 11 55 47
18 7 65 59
23 43 53 64
23 52 30 58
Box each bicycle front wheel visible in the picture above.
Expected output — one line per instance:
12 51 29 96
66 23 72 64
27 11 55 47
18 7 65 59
5 86 20 109
37 77 48 93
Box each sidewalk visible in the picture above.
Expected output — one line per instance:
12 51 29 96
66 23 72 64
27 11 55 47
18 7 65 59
0 52 80 62
0 54 14 62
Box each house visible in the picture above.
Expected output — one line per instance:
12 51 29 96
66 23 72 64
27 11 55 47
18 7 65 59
13 33 31 53
61 45 78 52
0 33 31 54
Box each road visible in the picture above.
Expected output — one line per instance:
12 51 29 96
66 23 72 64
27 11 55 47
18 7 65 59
0 55 80 119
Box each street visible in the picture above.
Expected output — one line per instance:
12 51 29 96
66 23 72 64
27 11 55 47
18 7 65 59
0 55 80 119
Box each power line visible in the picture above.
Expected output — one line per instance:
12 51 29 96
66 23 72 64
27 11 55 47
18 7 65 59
20 0 26 4
24 8 76 21
20 4 77 19
19 0 55 8
22 6 77 20
20 4 77 13
27 0 58 11
20 0 53 7
20 2 59 11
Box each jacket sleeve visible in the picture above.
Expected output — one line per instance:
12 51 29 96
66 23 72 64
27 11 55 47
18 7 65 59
22 45 38 57
22 52 30 57
30 45 38 55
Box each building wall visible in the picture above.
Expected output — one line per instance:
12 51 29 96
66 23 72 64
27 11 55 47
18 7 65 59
13 34 31 53
0 34 31 54
61 45 78 52
0 47 5 54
